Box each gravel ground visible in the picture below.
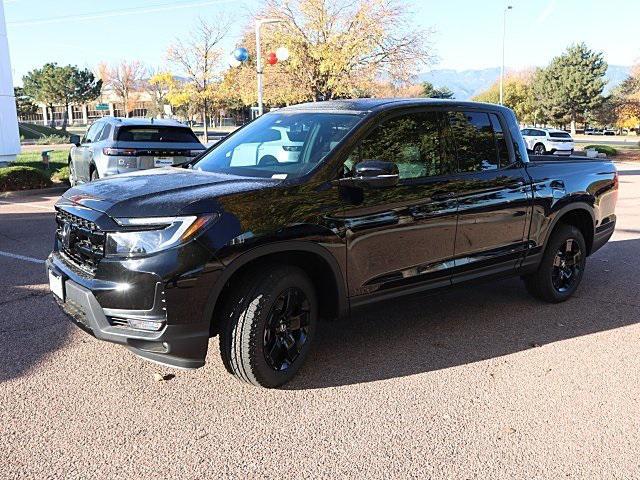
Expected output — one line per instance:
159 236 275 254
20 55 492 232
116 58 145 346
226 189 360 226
1 163 639 479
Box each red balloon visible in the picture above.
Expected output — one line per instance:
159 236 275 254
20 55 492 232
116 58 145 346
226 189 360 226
266 52 278 65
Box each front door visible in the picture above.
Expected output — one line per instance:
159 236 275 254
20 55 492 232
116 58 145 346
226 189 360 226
338 109 460 300
447 110 531 282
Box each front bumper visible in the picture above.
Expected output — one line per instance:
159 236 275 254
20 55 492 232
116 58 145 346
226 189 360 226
46 254 211 369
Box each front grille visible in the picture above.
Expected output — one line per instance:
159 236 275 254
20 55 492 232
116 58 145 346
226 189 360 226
55 209 105 273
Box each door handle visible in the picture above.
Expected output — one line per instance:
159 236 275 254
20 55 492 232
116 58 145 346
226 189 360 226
550 180 565 190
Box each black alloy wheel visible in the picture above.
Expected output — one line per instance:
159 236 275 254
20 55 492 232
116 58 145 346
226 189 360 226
551 238 583 293
262 287 311 371
523 224 586 303
219 264 318 388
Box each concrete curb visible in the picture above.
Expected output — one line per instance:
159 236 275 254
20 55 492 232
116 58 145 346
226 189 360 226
0 184 68 199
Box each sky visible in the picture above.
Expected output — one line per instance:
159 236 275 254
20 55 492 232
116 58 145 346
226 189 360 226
4 0 640 86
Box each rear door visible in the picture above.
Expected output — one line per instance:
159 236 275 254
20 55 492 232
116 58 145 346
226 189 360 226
339 109 459 299
447 110 532 281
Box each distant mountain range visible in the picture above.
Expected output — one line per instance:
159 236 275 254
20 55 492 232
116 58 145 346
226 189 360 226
418 65 632 100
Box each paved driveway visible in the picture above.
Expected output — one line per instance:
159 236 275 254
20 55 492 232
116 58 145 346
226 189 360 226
1 165 639 479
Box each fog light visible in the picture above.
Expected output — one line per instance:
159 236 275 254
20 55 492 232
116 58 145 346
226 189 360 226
127 319 164 331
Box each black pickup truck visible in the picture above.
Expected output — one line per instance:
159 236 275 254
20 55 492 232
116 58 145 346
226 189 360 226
47 99 618 388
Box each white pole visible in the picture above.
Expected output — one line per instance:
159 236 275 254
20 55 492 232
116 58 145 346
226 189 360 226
255 20 264 117
500 5 512 106
0 0 20 166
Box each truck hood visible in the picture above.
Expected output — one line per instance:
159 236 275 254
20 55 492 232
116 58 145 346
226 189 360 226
62 167 281 218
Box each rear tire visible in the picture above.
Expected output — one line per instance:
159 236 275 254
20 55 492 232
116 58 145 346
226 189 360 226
523 224 586 303
68 158 77 187
219 264 317 388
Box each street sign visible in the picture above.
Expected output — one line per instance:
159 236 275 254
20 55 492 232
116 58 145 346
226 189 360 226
95 103 109 111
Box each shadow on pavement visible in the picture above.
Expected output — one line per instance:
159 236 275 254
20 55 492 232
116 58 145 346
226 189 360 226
0 209 71 384
288 238 640 390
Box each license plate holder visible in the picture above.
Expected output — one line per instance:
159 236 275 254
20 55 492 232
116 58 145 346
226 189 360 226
48 269 65 301
154 156 174 167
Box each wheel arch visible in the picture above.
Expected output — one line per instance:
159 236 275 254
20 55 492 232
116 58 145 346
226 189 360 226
546 204 595 255
205 242 349 337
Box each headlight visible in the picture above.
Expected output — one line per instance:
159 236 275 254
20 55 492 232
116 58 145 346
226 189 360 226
105 214 217 257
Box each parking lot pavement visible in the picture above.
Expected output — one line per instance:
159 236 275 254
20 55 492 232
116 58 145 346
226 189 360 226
1 166 639 479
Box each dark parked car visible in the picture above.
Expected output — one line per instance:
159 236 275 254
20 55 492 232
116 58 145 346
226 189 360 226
47 99 618 388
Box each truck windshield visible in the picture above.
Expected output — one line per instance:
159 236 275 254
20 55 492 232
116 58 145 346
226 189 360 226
192 112 362 179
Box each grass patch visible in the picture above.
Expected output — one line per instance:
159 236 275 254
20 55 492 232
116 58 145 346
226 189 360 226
34 134 69 145
584 145 618 156
18 122 64 140
0 166 52 191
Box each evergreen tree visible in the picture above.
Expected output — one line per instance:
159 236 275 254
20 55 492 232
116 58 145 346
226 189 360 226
533 43 607 134
420 82 454 99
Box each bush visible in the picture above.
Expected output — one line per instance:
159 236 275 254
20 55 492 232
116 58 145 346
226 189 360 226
584 145 618 156
34 134 69 145
0 166 53 191
52 165 70 184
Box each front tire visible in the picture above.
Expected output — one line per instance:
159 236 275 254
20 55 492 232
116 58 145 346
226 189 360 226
523 224 586 303
533 143 546 155
219 265 317 388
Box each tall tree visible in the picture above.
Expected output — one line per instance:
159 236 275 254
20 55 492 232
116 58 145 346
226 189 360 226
22 63 58 127
22 63 102 129
221 0 434 108
167 16 231 141
472 72 538 124
100 60 146 118
533 43 607 134
420 82 454 99
52 65 102 130
14 87 37 118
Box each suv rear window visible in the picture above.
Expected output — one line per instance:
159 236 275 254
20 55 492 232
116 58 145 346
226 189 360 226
116 126 200 143
549 132 572 139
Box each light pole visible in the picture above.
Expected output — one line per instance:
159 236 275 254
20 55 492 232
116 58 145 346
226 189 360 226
499 4 512 105
255 18 283 117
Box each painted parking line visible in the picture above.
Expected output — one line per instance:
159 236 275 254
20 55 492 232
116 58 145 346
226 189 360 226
0 200 55 211
0 250 45 264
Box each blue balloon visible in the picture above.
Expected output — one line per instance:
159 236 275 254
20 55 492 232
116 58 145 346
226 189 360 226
233 47 249 62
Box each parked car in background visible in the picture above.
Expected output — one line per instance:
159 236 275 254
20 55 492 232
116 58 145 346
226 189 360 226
521 127 575 155
229 125 305 166
68 118 206 185
603 128 617 136
48 99 618 388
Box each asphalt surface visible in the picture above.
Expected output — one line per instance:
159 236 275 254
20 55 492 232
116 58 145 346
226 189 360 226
1 164 639 479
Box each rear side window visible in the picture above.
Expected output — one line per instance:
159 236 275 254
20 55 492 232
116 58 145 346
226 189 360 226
116 126 200 143
448 111 499 172
99 124 112 141
549 132 571 139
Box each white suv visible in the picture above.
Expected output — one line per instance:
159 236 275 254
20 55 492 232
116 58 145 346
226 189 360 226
521 128 575 156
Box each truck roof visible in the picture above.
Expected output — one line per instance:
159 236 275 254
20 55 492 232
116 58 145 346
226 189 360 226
281 98 510 114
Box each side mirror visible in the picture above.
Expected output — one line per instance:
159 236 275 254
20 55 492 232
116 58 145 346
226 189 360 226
69 134 81 146
352 160 399 188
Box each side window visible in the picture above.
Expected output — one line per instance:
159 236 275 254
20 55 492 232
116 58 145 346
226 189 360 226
521 129 530 136
490 114 510 167
84 122 102 144
449 111 499 172
346 111 456 180
99 124 112 142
